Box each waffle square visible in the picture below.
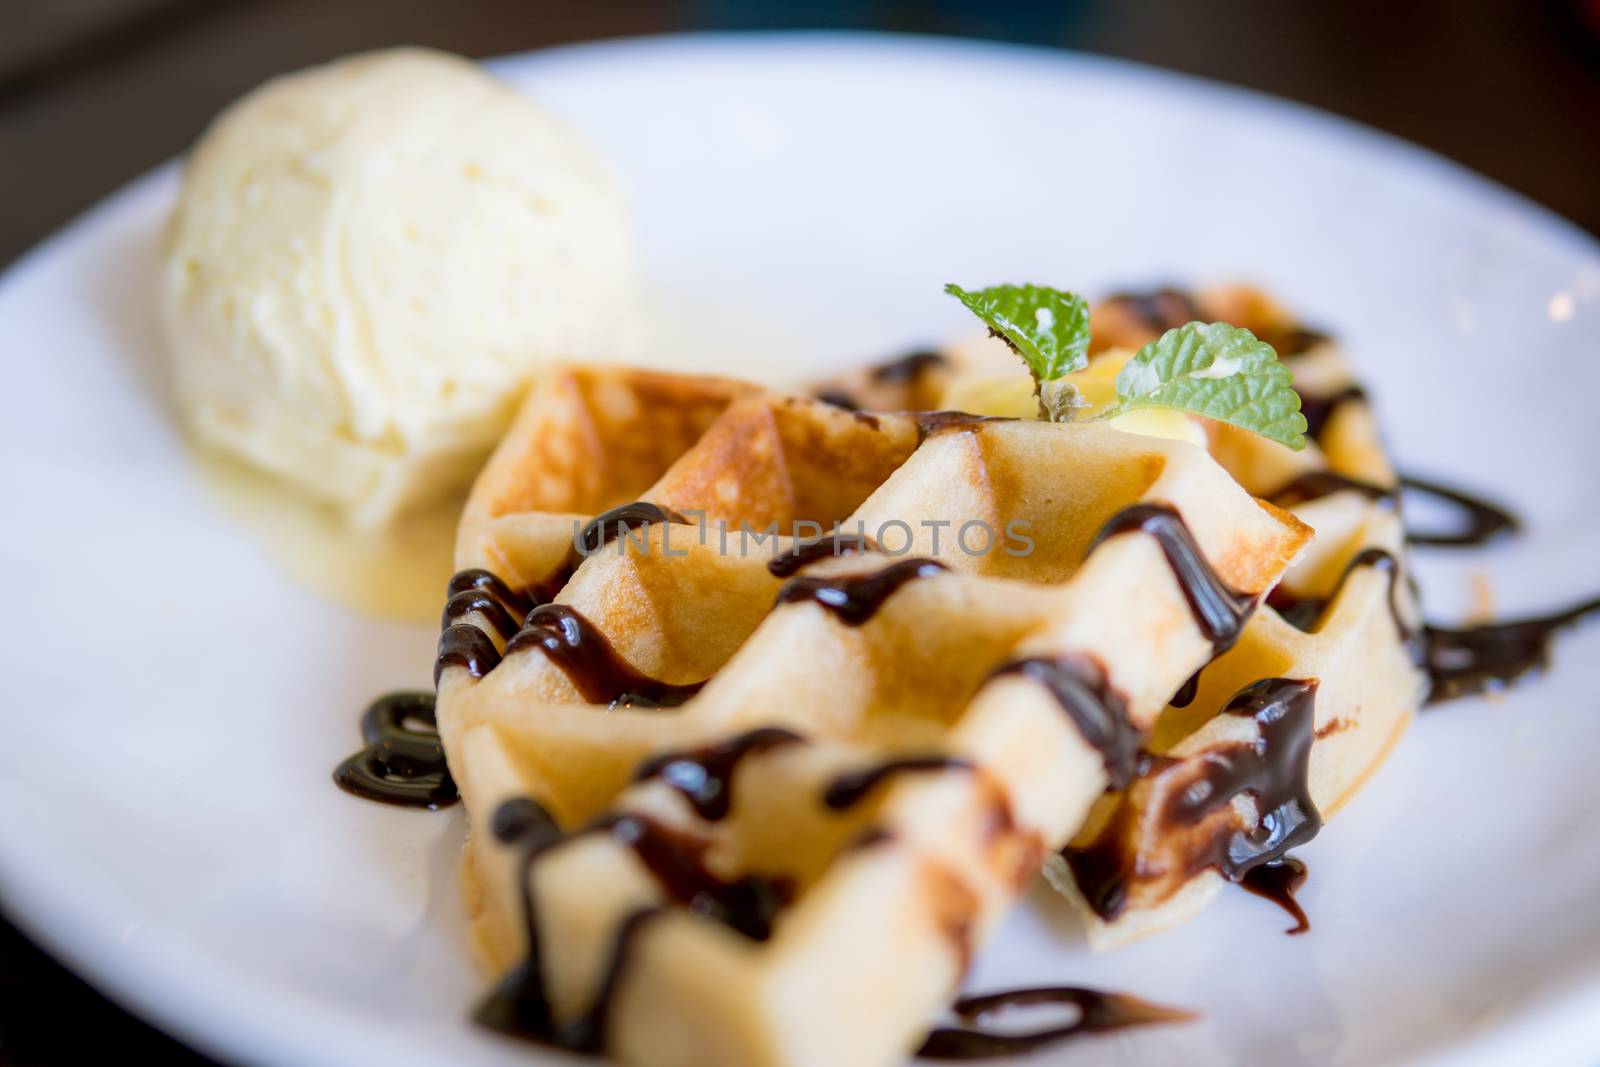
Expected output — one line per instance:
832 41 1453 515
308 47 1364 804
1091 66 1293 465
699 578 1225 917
433 362 1312 1067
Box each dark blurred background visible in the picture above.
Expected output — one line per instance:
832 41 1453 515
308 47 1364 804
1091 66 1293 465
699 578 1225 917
3 0 1599 274
1 0 1597 1062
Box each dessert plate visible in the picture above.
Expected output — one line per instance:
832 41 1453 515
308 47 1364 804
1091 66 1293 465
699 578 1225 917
2 31 1599 1067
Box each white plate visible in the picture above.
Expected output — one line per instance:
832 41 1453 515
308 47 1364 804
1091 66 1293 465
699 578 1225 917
3 32 1599 1067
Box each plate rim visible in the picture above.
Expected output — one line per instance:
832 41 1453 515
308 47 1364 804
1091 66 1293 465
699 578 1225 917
2 29 1598 1067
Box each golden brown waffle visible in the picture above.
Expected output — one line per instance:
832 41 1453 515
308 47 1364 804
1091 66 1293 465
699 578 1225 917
881 285 1426 949
434 361 1311 1067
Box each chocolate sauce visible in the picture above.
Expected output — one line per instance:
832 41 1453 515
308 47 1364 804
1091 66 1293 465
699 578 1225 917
576 501 688 555
777 557 948 626
1064 678 1321 921
918 985 1195 1059
491 503 693 616
913 411 1016 439
437 569 529 684
1280 382 1520 550
815 388 861 411
632 727 804 821
447 568 535 618
1268 547 1600 706
991 655 1139 789
1424 596 1600 704
1181 678 1322 876
435 624 503 685
872 349 949 384
477 798 793 1051
1239 855 1310 935
822 756 974 810
1281 326 1332 355
332 691 458 809
1170 668 1202 709
441 589 522 640
1267 470 1394 510
767 533 877 579
1102 287 1203 334
504 604 704 708
1297 384 1368 441
1089 503 1256 655
1399 475 1520 548
1267 547 1419 656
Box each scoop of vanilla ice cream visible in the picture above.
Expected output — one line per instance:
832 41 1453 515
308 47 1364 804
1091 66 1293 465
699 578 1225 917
162 48 635 525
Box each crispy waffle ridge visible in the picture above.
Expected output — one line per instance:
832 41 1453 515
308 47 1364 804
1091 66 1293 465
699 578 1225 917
434 361 1311 1067
847 285 1428 950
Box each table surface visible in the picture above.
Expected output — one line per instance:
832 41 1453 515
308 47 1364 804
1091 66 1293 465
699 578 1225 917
1 0 1596 1063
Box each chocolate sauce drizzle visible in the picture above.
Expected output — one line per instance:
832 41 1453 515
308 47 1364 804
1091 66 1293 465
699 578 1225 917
1267 469 1394 510
1286 383 1518 549
777 557 949 626
1102 287 1204 334
1297 384 1368 441
913 411 1017 439
504 604 704 708
446 568 535 619
332 691 458 809
822 756 974 810
814 388 861 411
435 568 531 684
1170 668 1203 709
1089 503 1256 655
1266 547 1600 703
1398 475 1519 548
435 624 503 686
1064 678 1321 921
991 655 1140 789
1424 596 1600 705
477 797 794 1051
918 985 1195 1059
576 501 688 555
632 727 804 821
1239 855 1311 935
767 533 877 579
1267 547 1418 655
873 349 949 384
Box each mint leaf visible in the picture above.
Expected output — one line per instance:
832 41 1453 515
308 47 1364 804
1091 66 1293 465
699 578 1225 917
1101 322 1307 450
945 283 1090 381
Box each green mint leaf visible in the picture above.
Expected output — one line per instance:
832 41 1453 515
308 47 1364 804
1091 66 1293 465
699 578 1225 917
945 283 1090 381
1102 322 1308 449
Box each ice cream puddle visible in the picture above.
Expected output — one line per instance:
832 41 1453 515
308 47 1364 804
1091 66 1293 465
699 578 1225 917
193 447 461 622
917 985 1196 1059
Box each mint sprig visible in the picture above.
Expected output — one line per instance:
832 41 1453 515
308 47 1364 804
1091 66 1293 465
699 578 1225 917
944 283 1090 382
1098 322 1307 450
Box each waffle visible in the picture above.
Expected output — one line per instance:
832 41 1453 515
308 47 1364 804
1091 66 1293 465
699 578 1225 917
859 286 1427 949
433 361 1311 1067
